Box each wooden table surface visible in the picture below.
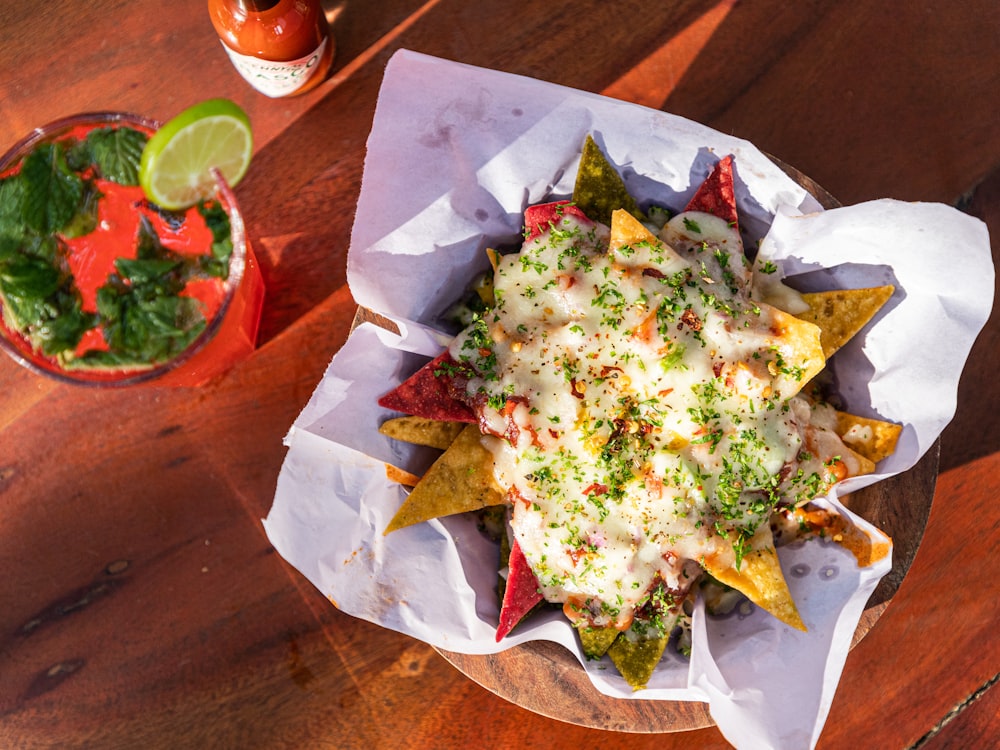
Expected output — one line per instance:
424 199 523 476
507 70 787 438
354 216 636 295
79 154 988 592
1 1 997 748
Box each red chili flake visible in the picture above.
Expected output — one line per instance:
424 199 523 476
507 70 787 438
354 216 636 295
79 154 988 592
583 483 609 496
508 486 532 510
558 274 577 290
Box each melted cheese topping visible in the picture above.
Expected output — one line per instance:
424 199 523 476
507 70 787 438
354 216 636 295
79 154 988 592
450 208 856 629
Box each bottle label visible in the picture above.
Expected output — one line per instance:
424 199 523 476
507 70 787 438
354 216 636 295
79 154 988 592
221 37 328 98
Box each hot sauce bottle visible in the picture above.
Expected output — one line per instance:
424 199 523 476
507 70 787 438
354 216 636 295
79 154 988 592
208 0 334 98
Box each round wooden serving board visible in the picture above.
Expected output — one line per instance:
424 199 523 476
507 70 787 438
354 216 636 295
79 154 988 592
433 159 942 732
436 444 939 733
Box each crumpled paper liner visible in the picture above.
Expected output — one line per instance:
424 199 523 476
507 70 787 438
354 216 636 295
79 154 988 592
263 50 994 749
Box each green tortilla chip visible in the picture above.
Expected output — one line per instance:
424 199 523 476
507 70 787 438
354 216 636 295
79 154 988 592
572 135 643 225
379 416 465 450
607 632 669 690
577 624 620 660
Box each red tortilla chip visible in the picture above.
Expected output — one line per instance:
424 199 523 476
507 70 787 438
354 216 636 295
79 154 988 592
377 352 476 423
684 155 739 231
524 201 593 241
496 538 544 641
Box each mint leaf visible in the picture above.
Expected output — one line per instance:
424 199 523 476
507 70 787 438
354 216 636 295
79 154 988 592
0 175 26 235
93 218 207 364
96 281 205 363
61 181 101 238
86 126 148 186
0 252 94 355
197 201 233 279
0 253 61 299
36 295 95 356
115 257 183 284
20 143 85 234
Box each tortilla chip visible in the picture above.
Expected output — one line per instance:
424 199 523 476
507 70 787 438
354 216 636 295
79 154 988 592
572 135 643 225
684 155 739 231
385 464 421 487
793 504 892 568
523 200 592 242
577 624 620 659
797 286 894 358
607 632 670 690
384 425 504 533
702 525 806 632
835 411 902 464
844 445 877 477
379 416 465 450
610 207 657 249
764 304 826 398
496 538 544 641
377 351 476 423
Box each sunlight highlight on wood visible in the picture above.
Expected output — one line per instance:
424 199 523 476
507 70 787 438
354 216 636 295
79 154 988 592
602 0 738 107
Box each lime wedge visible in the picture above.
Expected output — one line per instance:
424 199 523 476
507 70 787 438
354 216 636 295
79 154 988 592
139 98 253 210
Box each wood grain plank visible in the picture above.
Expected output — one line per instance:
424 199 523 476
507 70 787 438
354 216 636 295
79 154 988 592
1 1 998 748
917 675 1000 750
659 0 1000 204
817 452 1000 749
939 165 1000 472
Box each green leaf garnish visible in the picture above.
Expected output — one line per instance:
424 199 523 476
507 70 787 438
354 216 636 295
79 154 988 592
20 143 85 234
682 217 702 233
60 181 101 238
197 201 233 279
93 218 207 364
85 126 148 186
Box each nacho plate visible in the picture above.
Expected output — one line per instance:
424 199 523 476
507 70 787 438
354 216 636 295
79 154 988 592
354 156 939 732
266 51 995 746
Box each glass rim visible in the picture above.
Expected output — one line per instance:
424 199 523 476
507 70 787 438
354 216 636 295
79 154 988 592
0 111 248 387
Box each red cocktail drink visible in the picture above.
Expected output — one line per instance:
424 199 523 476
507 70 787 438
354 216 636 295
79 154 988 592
0 112 264 386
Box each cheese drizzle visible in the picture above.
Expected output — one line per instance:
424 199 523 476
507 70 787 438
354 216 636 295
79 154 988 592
450 205 862 632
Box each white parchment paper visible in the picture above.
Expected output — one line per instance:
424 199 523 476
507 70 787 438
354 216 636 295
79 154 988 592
264 50 994 749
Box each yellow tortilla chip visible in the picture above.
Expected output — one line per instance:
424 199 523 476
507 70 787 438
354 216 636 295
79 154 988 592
764 304 826 398
791 505 892 568
608 209 686 271
835 411 902 464
573 135 643 225
843 445 877 478
384 425 504 533
607 632 669 690
609 208 658 251
378 416 465 450
702 525 806 632
797 286 894 358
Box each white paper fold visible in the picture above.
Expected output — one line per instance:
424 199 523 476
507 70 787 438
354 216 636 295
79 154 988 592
264 50 994 749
